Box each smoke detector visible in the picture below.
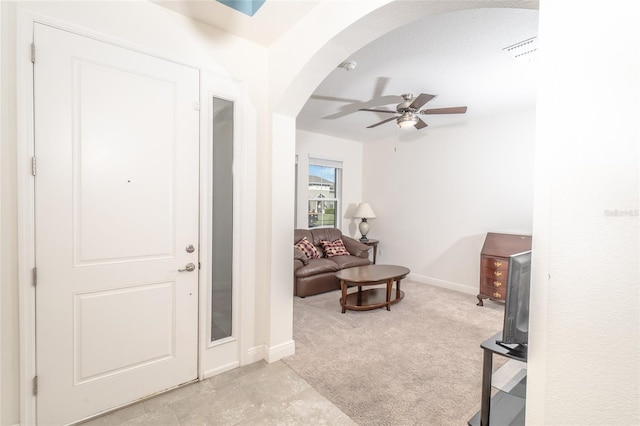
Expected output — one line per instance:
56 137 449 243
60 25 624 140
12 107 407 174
338 61 357 71
503 37 538 62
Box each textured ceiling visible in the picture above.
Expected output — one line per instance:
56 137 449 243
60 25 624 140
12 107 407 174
297 7 539 142
153 2 539 144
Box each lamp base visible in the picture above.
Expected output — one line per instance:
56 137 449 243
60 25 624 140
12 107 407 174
358 218 370 242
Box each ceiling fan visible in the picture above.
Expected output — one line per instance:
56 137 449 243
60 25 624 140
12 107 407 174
359 93 467 129
311 77 399 120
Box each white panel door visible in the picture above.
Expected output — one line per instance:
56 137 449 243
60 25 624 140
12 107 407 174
34 24 199 425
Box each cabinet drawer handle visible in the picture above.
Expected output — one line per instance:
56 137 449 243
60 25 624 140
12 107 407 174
493 271 502 277
494 261 503 268
493 292 502 298
493 281 502 287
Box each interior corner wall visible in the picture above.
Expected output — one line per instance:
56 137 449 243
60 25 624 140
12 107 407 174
527 0 639 424
362 108 536 292
295 130 363 237
1 1 19 424
266 113 295 358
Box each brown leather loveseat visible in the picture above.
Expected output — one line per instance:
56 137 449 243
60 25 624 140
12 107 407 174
294 228 371 297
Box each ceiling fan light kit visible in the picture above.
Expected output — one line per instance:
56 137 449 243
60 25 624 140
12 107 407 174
397 113 419 128
359 92 467 130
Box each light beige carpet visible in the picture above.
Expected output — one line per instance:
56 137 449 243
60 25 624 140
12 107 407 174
282 281 506 426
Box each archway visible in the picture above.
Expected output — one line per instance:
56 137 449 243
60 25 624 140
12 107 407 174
263 0 538 358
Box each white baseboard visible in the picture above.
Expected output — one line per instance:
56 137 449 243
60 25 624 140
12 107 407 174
202 361 240 380
245 344 266 365
265 340 295 363
408 273 477 296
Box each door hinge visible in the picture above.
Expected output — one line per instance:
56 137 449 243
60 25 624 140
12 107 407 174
31 156 37 176
32 376 38 396
31 43 36 63
192 102 200 111
32 267 37 287
198 262 201 270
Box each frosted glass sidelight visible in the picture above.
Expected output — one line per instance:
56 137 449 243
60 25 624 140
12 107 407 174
211 97 234 342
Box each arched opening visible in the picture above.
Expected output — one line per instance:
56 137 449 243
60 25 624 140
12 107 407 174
265 0 538 353
264 2 539 423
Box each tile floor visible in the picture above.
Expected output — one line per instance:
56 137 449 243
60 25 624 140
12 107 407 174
81 361 356 426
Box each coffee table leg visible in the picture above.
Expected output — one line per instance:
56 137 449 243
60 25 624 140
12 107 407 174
396 279 401 299
386 278 393 311
340 279 347 313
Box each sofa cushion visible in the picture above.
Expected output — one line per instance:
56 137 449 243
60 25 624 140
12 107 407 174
319 239 350 257
294 236 321 260
309 228 343 246
330 255 371 270
294 247 309 265
295 258 340 278
342 236 371 258
294 229 314 246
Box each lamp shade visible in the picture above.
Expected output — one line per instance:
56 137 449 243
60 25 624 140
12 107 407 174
354 203 376 219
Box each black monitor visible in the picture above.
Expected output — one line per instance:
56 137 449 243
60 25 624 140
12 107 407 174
498 250 532 352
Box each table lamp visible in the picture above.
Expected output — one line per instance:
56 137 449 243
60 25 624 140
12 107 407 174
354 203 376 241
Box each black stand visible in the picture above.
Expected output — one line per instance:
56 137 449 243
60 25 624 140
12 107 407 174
468 332 527 426
495 341 527 359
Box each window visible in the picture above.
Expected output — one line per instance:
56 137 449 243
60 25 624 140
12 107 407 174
211 96 233 342
308 158 342 228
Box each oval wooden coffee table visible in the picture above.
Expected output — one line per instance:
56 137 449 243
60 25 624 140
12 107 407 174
335 264 410 313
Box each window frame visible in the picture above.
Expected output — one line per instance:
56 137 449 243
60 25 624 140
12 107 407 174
307 157 342 229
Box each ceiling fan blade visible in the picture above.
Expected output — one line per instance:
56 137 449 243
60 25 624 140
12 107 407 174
372 95 405 106
409 93 436 110
366 116 398 128
323 99 401 120
414 117 428 129
372 76 390 98
310 94 363 104
322 109 361 120
359 108 397 114
420 106 468 115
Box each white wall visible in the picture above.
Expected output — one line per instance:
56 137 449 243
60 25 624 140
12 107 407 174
527 0 639 424
362 108 536 293
1 2 19 424
295 130 363 237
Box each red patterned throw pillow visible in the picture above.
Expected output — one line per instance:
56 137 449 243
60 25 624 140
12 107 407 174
294 237 321 260
320 239 350 257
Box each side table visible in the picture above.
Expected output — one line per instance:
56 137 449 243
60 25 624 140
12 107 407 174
360 239 379 264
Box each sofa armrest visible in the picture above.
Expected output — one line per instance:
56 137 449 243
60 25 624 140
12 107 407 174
342 235 371 259
294 247 309 265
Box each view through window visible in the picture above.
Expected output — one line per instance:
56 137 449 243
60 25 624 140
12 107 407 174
308 158 342 228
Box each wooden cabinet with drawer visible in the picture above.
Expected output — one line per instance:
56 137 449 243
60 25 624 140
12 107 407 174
477 232 532 306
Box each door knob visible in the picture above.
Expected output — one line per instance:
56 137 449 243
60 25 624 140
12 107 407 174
178 263 196 272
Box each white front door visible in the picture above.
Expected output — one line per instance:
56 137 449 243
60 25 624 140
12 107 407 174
34 24 200 425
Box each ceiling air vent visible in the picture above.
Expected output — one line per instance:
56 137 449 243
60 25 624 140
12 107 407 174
503 36 538 62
